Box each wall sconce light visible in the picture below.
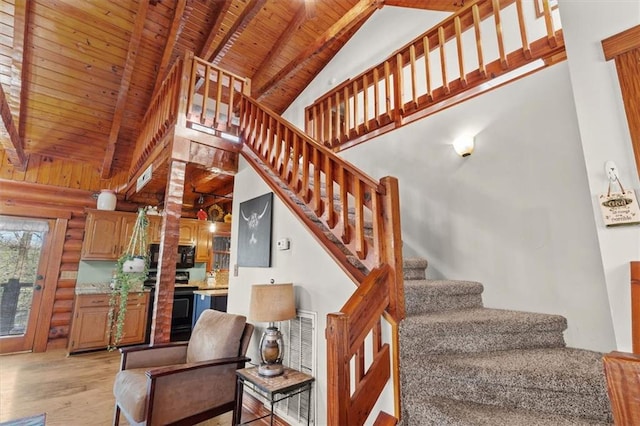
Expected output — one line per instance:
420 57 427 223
453 135 475 157
249 283 296 377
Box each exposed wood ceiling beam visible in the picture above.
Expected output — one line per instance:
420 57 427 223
0 84 27 170
152 0 188 95
198 0 234 62
100 0 150 179
251 3 307 88
383 0 459 11
255 0 383 102
206 0 267 65
189 167 221 189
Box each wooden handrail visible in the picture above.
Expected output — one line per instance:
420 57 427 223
632 261 640 353
305 0 565 151
326 266 392 426
128 57 183 180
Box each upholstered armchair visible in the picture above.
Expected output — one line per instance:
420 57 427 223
113 309 254 426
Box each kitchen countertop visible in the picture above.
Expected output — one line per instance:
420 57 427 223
193 288 228 296
75 282 150 295
75 282 225 295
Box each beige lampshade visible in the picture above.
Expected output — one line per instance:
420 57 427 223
249 283 296 322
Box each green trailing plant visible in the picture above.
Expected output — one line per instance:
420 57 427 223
108 209 149 350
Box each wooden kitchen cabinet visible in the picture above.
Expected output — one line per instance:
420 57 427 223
179 220 198 245
196 221 212 263
81 210 139 260
67 292 149 353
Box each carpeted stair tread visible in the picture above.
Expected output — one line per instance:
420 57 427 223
401 348 611 421
402 307 567 334
417 347 605 393
405 279 484 295
402 395 611 426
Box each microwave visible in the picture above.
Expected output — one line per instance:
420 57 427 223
149 244 196 269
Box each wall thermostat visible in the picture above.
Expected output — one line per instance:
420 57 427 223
276 238 290 250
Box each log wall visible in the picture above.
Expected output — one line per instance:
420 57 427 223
0 149 135 350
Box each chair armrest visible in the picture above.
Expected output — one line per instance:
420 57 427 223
119 342 189 370
144 356 251 424
146 356 251 378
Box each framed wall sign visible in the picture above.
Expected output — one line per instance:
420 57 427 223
237 192 273 267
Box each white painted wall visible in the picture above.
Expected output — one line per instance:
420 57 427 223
284 6 624 352
558 1 640 352
227 157 366 426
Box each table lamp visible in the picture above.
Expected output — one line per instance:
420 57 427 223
249 283 296 377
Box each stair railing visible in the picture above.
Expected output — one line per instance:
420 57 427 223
304 0 565 151
239 95 404 424
128 52 405 425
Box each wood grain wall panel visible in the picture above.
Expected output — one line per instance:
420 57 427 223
0 177 133 350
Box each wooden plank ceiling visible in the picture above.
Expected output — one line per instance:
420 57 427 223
0 0 457 216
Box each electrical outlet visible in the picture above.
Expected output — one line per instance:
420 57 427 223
233 263 238 277
276 238 290 250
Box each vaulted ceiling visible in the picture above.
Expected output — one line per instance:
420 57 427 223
1 0 458 215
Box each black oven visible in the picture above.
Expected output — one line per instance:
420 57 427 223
148 244 196 269
144 271 198 342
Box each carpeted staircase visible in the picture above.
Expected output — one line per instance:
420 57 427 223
399 258 613 425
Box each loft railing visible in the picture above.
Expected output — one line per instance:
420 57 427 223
304 0 565 151
128 52 250 182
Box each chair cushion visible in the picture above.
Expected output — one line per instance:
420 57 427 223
187 310 247 363
113 368 149 423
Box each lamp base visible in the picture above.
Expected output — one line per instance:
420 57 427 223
258 363 284 377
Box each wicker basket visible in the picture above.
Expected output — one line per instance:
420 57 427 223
214 270 229 288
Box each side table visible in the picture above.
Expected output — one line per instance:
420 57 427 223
234 366 314 426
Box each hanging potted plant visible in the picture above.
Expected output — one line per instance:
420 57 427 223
108 208 149 349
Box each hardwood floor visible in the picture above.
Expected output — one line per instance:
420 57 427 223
0 349 267 426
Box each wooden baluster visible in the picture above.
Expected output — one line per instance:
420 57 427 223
200 64 210 125
354 180 367 260
313 148 323 216
515 0 531 59
280 126 290 180
187 59 198 120
334 90 341 146
455 16 467 87
492 0 508 69
339 168 350 244
438 26 450 94
313 104 324 143
291 134 300 189
541 0 557 47
214 69 223 128
352 80 360 135
409 44 418 108
384 60 393 120
394 53 404 123
472 4 486 78
227 75 236 131
343 85 351 140
274 123 284 173
356 342 365 387
423 36 433 100
325 156 336 228
373 66 380 126
327 96 333 147
300 141 310 202
363 73 370 132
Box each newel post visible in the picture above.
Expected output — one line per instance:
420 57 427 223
326 312 351 426
380 176 404 322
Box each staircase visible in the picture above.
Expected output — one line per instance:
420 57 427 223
399 258 613 425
